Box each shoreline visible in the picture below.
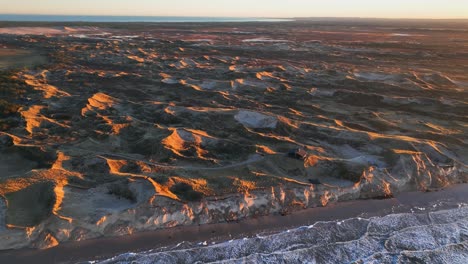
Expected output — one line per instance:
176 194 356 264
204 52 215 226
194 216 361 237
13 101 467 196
0 183 466 264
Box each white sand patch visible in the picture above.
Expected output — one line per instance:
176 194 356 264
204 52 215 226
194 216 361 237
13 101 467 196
231 79 271 90
243 38 290 43
390 33 425 37
161 78 179 84
354 72 393 81
353 72 406 83
58 185 137 225
110 35 140 39
0 26 100 35
308 88 336 97
70 33 111 40
232 31 254 34
235 110 278 129
391 33 413 37
199 80 231 90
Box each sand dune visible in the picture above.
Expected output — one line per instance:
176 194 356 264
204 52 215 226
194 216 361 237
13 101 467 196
0 20 467 250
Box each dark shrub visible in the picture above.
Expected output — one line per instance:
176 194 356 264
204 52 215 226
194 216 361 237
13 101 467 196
107 183 137 203
170 182 203 202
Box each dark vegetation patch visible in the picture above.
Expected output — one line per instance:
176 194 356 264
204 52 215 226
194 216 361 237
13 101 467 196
313 160 365 183
335 90 385 107
0 99 20 117
205 176 236 193
9 145 57 169
0 71 37 130
107 181 137 203
205 141 255 160
170 182 203 202
0 71 28 100
5 182 55 227
333 163 364 183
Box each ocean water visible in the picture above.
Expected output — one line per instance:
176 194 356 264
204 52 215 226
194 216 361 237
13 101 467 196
92 205 468 264
0 14 292 23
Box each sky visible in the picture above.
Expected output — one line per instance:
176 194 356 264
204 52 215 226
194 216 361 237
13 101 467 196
1 0 468 19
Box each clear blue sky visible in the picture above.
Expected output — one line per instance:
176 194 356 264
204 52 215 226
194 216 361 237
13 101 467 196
1 0 468 19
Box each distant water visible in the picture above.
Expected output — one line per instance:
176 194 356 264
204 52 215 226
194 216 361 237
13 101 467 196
0 14 292 23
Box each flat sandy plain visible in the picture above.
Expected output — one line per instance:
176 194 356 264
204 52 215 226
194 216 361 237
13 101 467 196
0 19 467 251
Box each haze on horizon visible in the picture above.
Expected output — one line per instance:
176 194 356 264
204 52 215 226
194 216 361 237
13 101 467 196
1 0 468 19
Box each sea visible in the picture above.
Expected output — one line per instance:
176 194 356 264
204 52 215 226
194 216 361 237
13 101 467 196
0 14 292 23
